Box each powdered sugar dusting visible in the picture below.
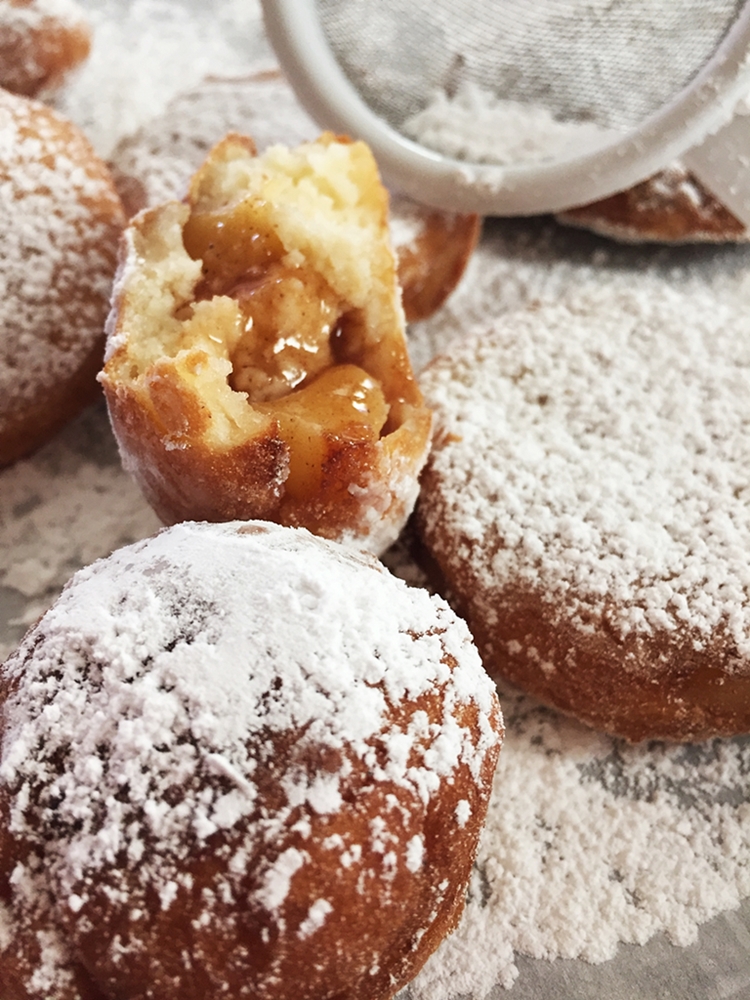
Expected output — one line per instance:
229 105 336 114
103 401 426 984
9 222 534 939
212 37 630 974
0 402 161 662
53 0 273 157
1 519 499 984
405 81 617 167
0 89 122 421
2 0 750 995
297 898 333 940
420 292 750 653
408 690 750 999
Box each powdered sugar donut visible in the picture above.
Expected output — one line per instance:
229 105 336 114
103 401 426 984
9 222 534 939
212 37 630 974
0 519 502 1000
556 164 748 243
0 0 91 98
0 88 125 468
417 295 750 742
101 132 432 554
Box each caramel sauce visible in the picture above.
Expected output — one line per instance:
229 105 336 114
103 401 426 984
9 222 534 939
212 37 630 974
254 365 388 498
228 264 339 401
182 198 391 494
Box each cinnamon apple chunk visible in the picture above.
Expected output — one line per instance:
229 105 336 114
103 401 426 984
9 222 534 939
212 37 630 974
100 132 432 553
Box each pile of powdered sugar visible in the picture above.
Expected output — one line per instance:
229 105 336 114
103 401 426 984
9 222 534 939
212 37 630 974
2 1 750 997
404 82 616 167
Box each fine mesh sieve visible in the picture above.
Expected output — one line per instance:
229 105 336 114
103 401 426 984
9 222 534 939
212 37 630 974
262 0 750 220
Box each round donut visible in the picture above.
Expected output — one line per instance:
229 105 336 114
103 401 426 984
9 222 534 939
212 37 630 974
0 519 503 1000
108 71 480 321
0 0 91 98
416 295 750 743
100 131 433 554
0 88 125 468
556 164 748 244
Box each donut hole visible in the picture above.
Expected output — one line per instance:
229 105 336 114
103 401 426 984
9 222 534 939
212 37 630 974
0 521 503 1000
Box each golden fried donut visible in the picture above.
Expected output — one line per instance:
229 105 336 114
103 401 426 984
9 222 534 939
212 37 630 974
556 164 748 243
0 0 91 98
416 297 750 743
0 519 503 1000
0 88 125 468
100 132 433 553
108 71 480 320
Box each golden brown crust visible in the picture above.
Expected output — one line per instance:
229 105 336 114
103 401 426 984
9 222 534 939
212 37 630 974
416 302 750 743
557 166 748 244
0 0 91 97
0 333 103 468
0 520 503 1000
393 196 481 322
101 134 432 553
103 366 290 525
416 502 750 744
60 694 499 1000
0 815 106 1000
0 89 125 468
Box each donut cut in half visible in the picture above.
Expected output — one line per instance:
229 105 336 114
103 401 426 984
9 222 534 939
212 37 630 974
100 133 433 553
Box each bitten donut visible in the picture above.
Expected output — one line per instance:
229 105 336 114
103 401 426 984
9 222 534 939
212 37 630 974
416 295 750 743
556 164 748 243
100 132 433 553
0 0 91 97
108 71 480 321
0 88 125 468
0 520 503 1000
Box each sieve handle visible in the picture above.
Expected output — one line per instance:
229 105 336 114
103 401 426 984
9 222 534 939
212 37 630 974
682 109 750 229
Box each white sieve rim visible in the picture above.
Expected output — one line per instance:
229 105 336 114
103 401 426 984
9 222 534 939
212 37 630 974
262 0 750 216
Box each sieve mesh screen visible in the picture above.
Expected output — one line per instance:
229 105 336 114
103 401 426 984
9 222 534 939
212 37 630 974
318 0 743 165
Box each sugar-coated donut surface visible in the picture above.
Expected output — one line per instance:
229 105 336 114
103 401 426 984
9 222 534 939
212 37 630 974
0 87 125 467
557 165 748 244
0 0 91 97
416 295 750 742
0 520 502 1000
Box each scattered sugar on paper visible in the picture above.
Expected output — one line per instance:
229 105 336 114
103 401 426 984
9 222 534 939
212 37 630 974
0 403 160 661
54 0 273 156
404 688 750 998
